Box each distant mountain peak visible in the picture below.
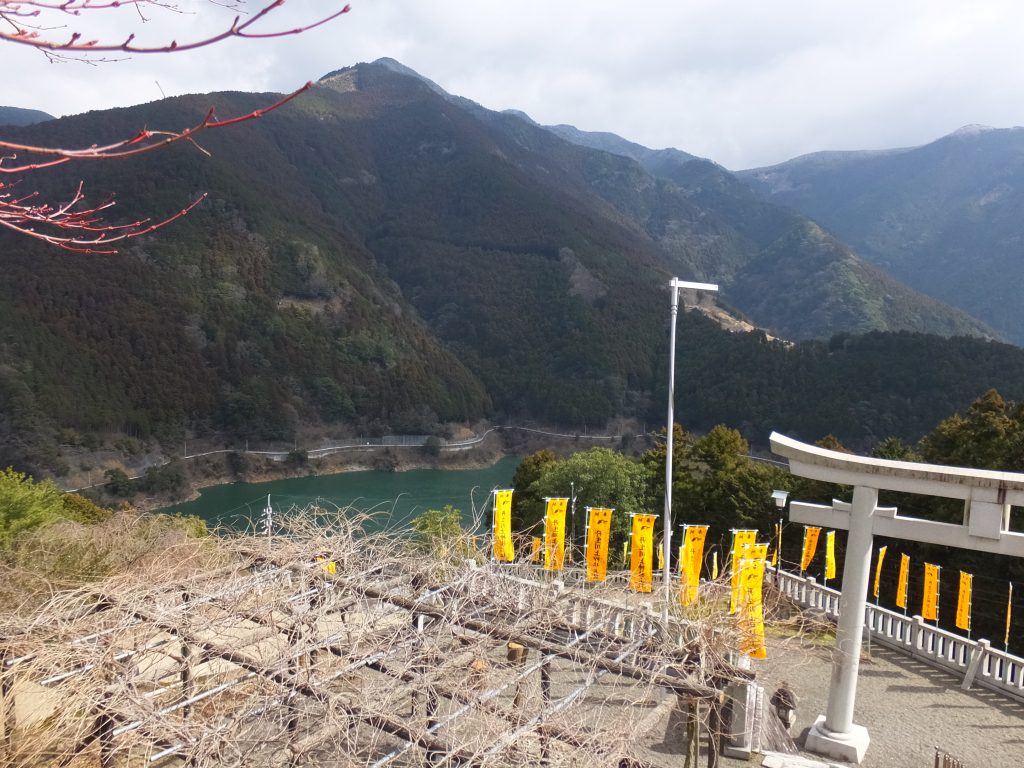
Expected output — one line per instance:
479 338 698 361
316 57 456 106
368 57 450 97
545 123 700 166
371 56 410 70
317 68 358 93
0 105 55 126
501 109 539 126
948 124 996 137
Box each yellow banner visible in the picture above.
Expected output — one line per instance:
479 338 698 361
956 571 972 632
629 514 657 593
800 526 820 572
745 543 769 562
543 497 568 571
656 539 664 572
680 525 709 606
771 521 782 567
825 530 836 580
873 545 887 599
922 562 940 621
1006 583 1014 648
730 530 758 613
896 553 910 609
712 550 719 580
586 508 613 582
531 536 542 563
738 551 768 659
492 489 514 562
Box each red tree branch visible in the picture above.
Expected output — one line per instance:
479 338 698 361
0 1 350 58
0 81 312 172
1 81 314 252
1 180 207 253
0 1 352 252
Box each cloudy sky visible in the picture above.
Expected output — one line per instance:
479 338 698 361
4 0 1024 169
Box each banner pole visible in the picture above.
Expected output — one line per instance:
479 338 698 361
542 496 549 577
1006 582 1014 652
491 489 499 569
583 507 590 590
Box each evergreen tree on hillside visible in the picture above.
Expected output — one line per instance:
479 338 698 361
525 448 647 554
510 449 559 533
919 389 1024 471
0 467 64 546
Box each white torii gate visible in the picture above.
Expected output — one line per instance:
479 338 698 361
770 432 1024 764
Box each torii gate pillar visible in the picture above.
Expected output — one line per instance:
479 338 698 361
770 431 1024 765
804 484 874 763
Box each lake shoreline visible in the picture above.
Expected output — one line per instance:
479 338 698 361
145 436 511 514
155 453 523 530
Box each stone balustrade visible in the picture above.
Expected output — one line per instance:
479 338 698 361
769 566 1024 703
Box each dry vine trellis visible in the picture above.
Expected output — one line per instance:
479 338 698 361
0 513 763 768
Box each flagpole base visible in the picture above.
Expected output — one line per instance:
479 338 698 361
804 715 869 764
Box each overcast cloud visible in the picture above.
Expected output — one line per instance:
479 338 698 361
4 0 1024 168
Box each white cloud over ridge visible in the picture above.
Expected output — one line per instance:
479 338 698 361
4 0 1023 168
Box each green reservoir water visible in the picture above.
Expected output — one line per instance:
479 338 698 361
159 457 518 532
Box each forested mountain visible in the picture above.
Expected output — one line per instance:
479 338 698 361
369 58 989 340
0 106 53 126
545 123 700 169
542 122 992 340
1 60 1022 476
738 126 1024 343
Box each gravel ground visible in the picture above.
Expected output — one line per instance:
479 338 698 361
728 633 1024 768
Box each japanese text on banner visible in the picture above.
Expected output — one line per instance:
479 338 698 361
739 544 768 659
956 571 972 632
543 497 568 571
629 514 657 593
586 508 613 582
922 563 940 621
800 526 820 572
680 525 708 606
492 489 514 562
730 529 758 613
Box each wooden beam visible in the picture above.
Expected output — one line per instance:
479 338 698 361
350 581 717 698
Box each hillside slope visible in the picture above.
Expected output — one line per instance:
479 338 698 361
364 59 991 341
739 126 1024 343
540 122 994 341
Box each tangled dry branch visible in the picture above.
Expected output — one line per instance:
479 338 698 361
0 510 771 767
0 83 312 252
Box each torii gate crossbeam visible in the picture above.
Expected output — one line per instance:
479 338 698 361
770 431 1024 764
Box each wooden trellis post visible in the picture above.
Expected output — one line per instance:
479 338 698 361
539 662 552 767
1 646 14 765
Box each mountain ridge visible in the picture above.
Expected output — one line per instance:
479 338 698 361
528 113 994 342
737 124 1024 343
0 105 54 126
0 60 1018 477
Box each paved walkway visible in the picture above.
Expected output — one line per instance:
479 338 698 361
736 633 1024 767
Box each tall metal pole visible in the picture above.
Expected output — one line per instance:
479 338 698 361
664 284 680 596
664 278 718 597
